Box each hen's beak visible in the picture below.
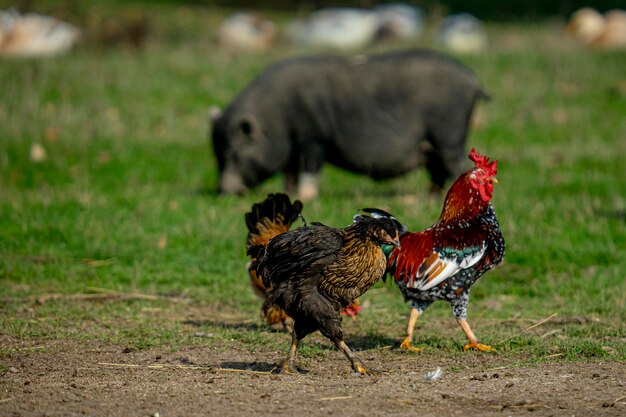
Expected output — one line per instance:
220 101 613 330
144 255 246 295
391 235 401 250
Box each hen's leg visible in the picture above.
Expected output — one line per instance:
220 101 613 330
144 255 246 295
320 318 377 374
456 318 494 352
336 340 378 374
400 307 422 352
281 320 314 374
281 328 300 374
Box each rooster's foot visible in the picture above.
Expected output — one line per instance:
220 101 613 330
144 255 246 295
463 342 495 352
400 338 422 352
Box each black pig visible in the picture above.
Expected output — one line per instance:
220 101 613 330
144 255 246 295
211 49 488 200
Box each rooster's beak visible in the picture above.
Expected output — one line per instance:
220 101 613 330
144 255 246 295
491 177 499 184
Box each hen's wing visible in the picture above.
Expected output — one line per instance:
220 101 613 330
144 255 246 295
257 224 342 289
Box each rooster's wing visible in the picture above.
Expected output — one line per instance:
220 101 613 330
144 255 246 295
395 224 490 291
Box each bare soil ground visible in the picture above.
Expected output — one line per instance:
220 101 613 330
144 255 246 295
1 333 624 417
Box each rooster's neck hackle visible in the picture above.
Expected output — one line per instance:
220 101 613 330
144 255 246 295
439 172 490 224
439 149 498 224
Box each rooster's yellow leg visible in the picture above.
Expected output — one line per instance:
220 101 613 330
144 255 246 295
337 340 379 374
456 318 494 352
281 329 301 374
400 308 422 352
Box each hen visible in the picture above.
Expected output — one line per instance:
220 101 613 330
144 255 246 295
245 194 363 329
369 148 505 352
248 209 400 374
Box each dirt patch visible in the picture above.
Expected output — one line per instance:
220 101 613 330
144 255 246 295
1 335 624 417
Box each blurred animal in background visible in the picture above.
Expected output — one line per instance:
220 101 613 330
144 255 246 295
212 49 489 201
436 13 488 53
218 12 277 52
288 3 423 50
248 197 400 373
245 194 365 330
0 10 80 57
86 13 150 49
566 7 626 49
288 8 378 50
373 3 424 42
368 148 505 352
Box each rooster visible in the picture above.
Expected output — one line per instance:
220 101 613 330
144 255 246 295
248 209 400 374
367 148 505 352
245 193 363 330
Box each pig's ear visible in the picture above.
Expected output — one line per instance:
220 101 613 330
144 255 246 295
229 115 259 140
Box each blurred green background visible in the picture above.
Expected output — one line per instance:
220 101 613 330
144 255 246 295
0 0 625 359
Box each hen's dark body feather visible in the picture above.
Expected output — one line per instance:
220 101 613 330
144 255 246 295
260 223 388 315
245 194 365 328
250 212 399 374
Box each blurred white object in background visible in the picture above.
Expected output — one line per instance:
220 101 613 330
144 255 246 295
217 12 277 52
437 13 487 53
288 8 379 50
30 143 47 163
373 3 424 41
566 7 626 49
0 10 80 57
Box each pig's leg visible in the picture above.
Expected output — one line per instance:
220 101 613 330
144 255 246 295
297 173 319 201
294 142 322 201
440 147 467 185
426 127 469 193
284 171 297 195
283 163 318 201
425 150 447 194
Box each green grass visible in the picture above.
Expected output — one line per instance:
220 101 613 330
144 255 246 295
1 2 625 364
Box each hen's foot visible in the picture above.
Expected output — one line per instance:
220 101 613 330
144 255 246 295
280 362 301 374
400 338 422 352
463 342 495 352
352 361 382 375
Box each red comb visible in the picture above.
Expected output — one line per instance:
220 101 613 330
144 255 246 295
469 148 498 176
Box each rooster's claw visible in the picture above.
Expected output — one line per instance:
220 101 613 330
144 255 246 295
463 342 495 352
400 339 422 352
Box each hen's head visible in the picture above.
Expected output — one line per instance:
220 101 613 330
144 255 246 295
468 148 498 202
353 216 401 249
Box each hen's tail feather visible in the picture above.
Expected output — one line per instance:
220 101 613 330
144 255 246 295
360 208 407 235
246 244 265 260
245 193 303 249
